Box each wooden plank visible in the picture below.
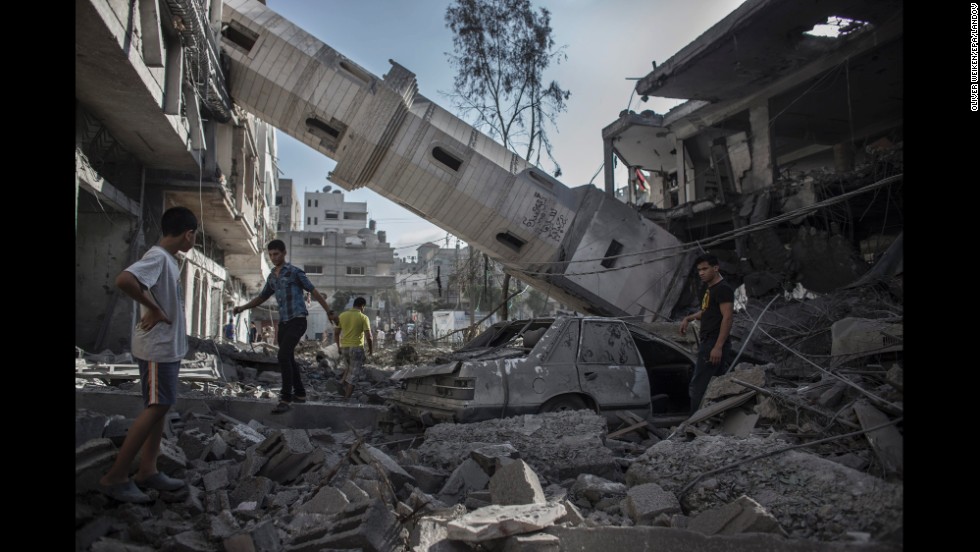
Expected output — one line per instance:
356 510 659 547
616 411 650 438
608 420 649 439
686 390 757 425
852 401 903 477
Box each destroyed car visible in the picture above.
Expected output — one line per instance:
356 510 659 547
387 317 697 425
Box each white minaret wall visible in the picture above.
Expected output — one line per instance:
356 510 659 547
222 0 686 319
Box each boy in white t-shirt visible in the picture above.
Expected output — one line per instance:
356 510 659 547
98 206 197 503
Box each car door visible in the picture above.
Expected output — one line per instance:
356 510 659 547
577 319 650 410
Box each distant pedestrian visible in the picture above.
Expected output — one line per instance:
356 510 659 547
233 239 333 414
395 329 403 345
223 318 235 341
335 297 374 399
376 328 386 349
98 206 196 503
248 322 257 344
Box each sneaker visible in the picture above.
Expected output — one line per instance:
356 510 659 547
135 472 186 492
99 480 152 504
271 401 292 414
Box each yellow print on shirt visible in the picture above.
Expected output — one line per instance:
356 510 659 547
701 288 710 312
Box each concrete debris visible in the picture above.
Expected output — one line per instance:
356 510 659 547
488 459 546 505
418 411 620 483
830 318 903 359
470 443 521 475
625 436 903 541
76 283 901 551
437 458 490 504
687 495 787 536
445 502 567 542
622 483 681 525
297 485 349 515
286 499 401 552
571 474 627 506
501 532 561 552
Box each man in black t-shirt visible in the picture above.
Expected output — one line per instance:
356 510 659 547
680 254 735 415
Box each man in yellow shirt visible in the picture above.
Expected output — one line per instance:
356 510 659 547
334 297 374 399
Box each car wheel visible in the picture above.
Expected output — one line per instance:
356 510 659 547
539 395 590 413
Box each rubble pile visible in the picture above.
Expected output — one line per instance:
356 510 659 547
76 288 902 551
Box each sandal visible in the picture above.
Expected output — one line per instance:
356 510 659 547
99 480 152 504
271 401 292 414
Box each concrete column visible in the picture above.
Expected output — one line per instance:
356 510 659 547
139 0 165 67
163 38 183 115
603 138 616 196
677 139 688 204
747 103 773 192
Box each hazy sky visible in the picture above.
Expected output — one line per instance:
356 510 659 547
264 0 746 256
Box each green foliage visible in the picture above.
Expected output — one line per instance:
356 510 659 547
444 0 571 176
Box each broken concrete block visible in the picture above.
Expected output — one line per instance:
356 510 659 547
753 397 782 421
356 443 416 490
222 534 256 552
687 495 786 536
184 484 205 516
157 437 189 474
270 488 299 509
104 416 134 447
298 486 349 515
438 458 491 503
205 435 229 462
502 532 561 552
239 447 268 478
228 476 275 509
465 490 493 510
446 502 567 542
76 410 108 447
248 519 280 552
75 438 117 493
622 483 680 525
571 474 627 505
410 511 472 552
207 509 241 540
169 530 214 552
339 479 371 505
230 423 267 449
353 477 388 504
257 430 324 484
203 466 230 492
470 443 521 475
177 429 208 459
287 499 401 552
489 459 546 506
205 490 232 514
556 499 585 526
403 464 448 494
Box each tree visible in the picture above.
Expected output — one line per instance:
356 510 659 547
445 0 571 321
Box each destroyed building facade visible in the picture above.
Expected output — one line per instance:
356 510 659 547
76 0 281 349
602 0 902 312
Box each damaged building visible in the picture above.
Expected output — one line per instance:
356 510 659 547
76 0 281 350
602 0 903 312
76 0 903 551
